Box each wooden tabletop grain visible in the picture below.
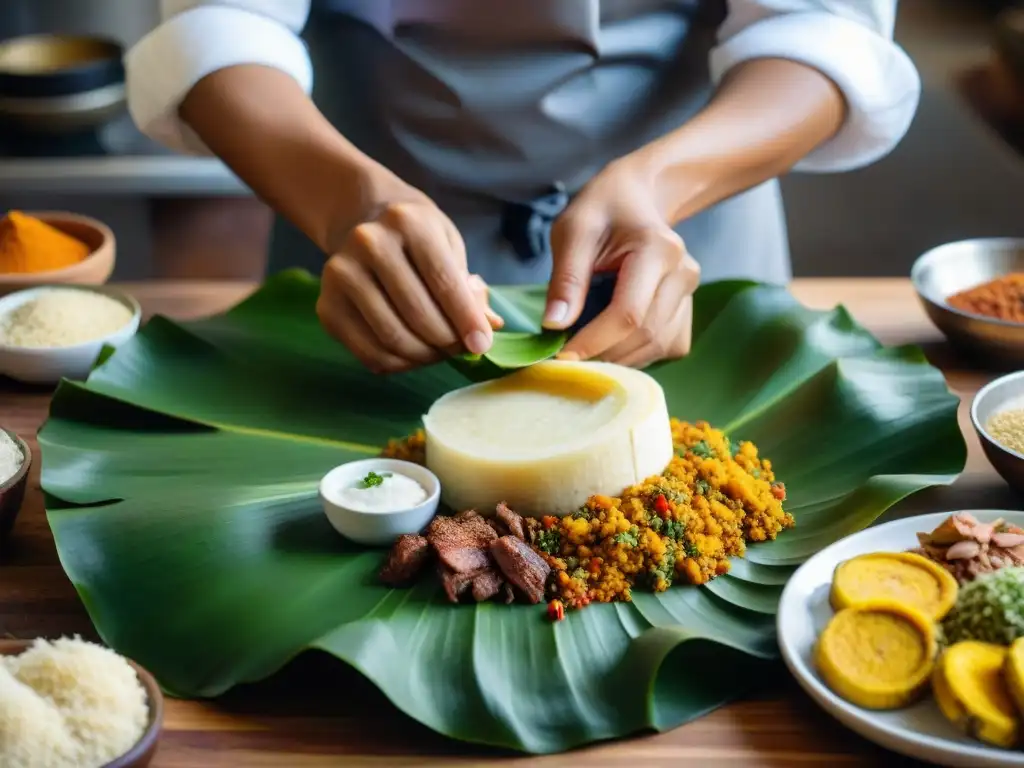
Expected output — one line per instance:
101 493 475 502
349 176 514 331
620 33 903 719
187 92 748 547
0 278 1010 768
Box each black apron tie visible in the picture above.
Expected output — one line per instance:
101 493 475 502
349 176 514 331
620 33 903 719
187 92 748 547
500 182 569 263
498 181 616 332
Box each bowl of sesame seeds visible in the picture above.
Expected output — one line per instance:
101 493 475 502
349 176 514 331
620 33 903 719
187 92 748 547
0 284 140 385
971 370 1024 495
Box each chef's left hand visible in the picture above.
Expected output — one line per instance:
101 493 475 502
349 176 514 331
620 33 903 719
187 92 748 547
544 156 700 369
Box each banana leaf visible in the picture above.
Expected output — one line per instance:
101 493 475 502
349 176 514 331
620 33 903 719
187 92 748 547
38 269 966 754
451 329 568 381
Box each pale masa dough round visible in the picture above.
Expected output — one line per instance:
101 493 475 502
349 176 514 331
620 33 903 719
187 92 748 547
423 360 673 517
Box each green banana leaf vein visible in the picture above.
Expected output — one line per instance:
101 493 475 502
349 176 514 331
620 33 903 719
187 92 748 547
38 269 966 754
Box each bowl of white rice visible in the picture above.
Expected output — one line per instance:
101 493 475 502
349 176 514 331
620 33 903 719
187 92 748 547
0 284 140 385
0 427 30 546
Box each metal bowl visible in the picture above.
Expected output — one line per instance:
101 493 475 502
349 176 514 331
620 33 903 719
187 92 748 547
911 237 1024 367
0 34 125 134
971 370 1024 494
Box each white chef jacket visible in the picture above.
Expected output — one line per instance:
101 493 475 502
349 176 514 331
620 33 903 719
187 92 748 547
124 1 920 285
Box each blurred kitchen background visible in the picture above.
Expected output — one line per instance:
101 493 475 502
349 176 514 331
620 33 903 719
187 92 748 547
0 0 1021 281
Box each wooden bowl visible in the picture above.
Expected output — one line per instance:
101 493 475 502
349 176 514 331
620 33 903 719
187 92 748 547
0 638 164 768
0 428 30 546
0 211 115 296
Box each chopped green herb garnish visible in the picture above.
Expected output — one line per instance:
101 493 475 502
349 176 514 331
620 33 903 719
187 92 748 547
648 515 665 533
564 556 580 571
650 549 676 586
684 541 700 558
695 479 710 496
663 519 687 541
571 505 592 520
691 440 714 459
614 525 640 547
360 470 390 488
652 487 688 506
536 529 561 555
571 567 588 582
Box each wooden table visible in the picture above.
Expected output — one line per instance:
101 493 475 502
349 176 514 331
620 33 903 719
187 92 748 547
0 279 1015 767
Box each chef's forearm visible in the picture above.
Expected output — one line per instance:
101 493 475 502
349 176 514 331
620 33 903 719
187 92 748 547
179 64 393 253
636 57 846 225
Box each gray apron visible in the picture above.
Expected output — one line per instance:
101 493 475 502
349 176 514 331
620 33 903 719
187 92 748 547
268 0 792 289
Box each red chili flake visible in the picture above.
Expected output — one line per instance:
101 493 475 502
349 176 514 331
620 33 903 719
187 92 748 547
547 599 565 622
653 494 670 516
770 482 786 501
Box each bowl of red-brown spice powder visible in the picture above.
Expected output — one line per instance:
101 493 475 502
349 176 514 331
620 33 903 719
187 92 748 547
912 238 1024 367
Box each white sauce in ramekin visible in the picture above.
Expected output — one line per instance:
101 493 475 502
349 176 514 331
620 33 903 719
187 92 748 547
332 471 427 514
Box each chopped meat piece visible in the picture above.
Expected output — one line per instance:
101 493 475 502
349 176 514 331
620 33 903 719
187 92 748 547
496 502 525 540
427 515 497 573
426 516 445 537
379 534 431 586
471 569 504 602
439 565 482 603
487 518 508 536
490 536 551 604
455 509 480 521
462 513 500 541
502 582 515 605
522 517 542 546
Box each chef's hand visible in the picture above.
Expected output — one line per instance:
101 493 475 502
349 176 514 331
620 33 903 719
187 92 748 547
317 185 503 374
544 158 700 369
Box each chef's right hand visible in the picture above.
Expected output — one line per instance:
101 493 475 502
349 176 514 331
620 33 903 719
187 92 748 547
317 187 502 374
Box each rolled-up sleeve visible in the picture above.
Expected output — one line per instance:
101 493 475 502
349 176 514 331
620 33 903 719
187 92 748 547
125 0 313 155
709 1 920 172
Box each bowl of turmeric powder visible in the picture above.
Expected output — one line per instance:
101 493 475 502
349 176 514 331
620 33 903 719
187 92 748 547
911 237 1024 367
0 210 114 296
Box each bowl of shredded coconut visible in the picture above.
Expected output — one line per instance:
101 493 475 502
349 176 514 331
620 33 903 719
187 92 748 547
0 427 29 546
0 636 164 768
0 284 140 384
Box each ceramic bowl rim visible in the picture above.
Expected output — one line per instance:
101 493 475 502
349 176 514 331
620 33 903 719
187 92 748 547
970 369 1024 462
319 458 441 520
910 236 1024 330
0 211 115 280
0 283 141 354
0 428 31 494
0 638 164 768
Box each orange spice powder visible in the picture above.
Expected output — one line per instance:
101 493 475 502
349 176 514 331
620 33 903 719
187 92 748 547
0 211 90 275
947 274 1024 323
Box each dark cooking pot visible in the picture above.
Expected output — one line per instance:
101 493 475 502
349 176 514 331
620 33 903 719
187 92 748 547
0 34 125 134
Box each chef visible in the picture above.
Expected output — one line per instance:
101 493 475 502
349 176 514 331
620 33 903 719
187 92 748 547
125 0 918 372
